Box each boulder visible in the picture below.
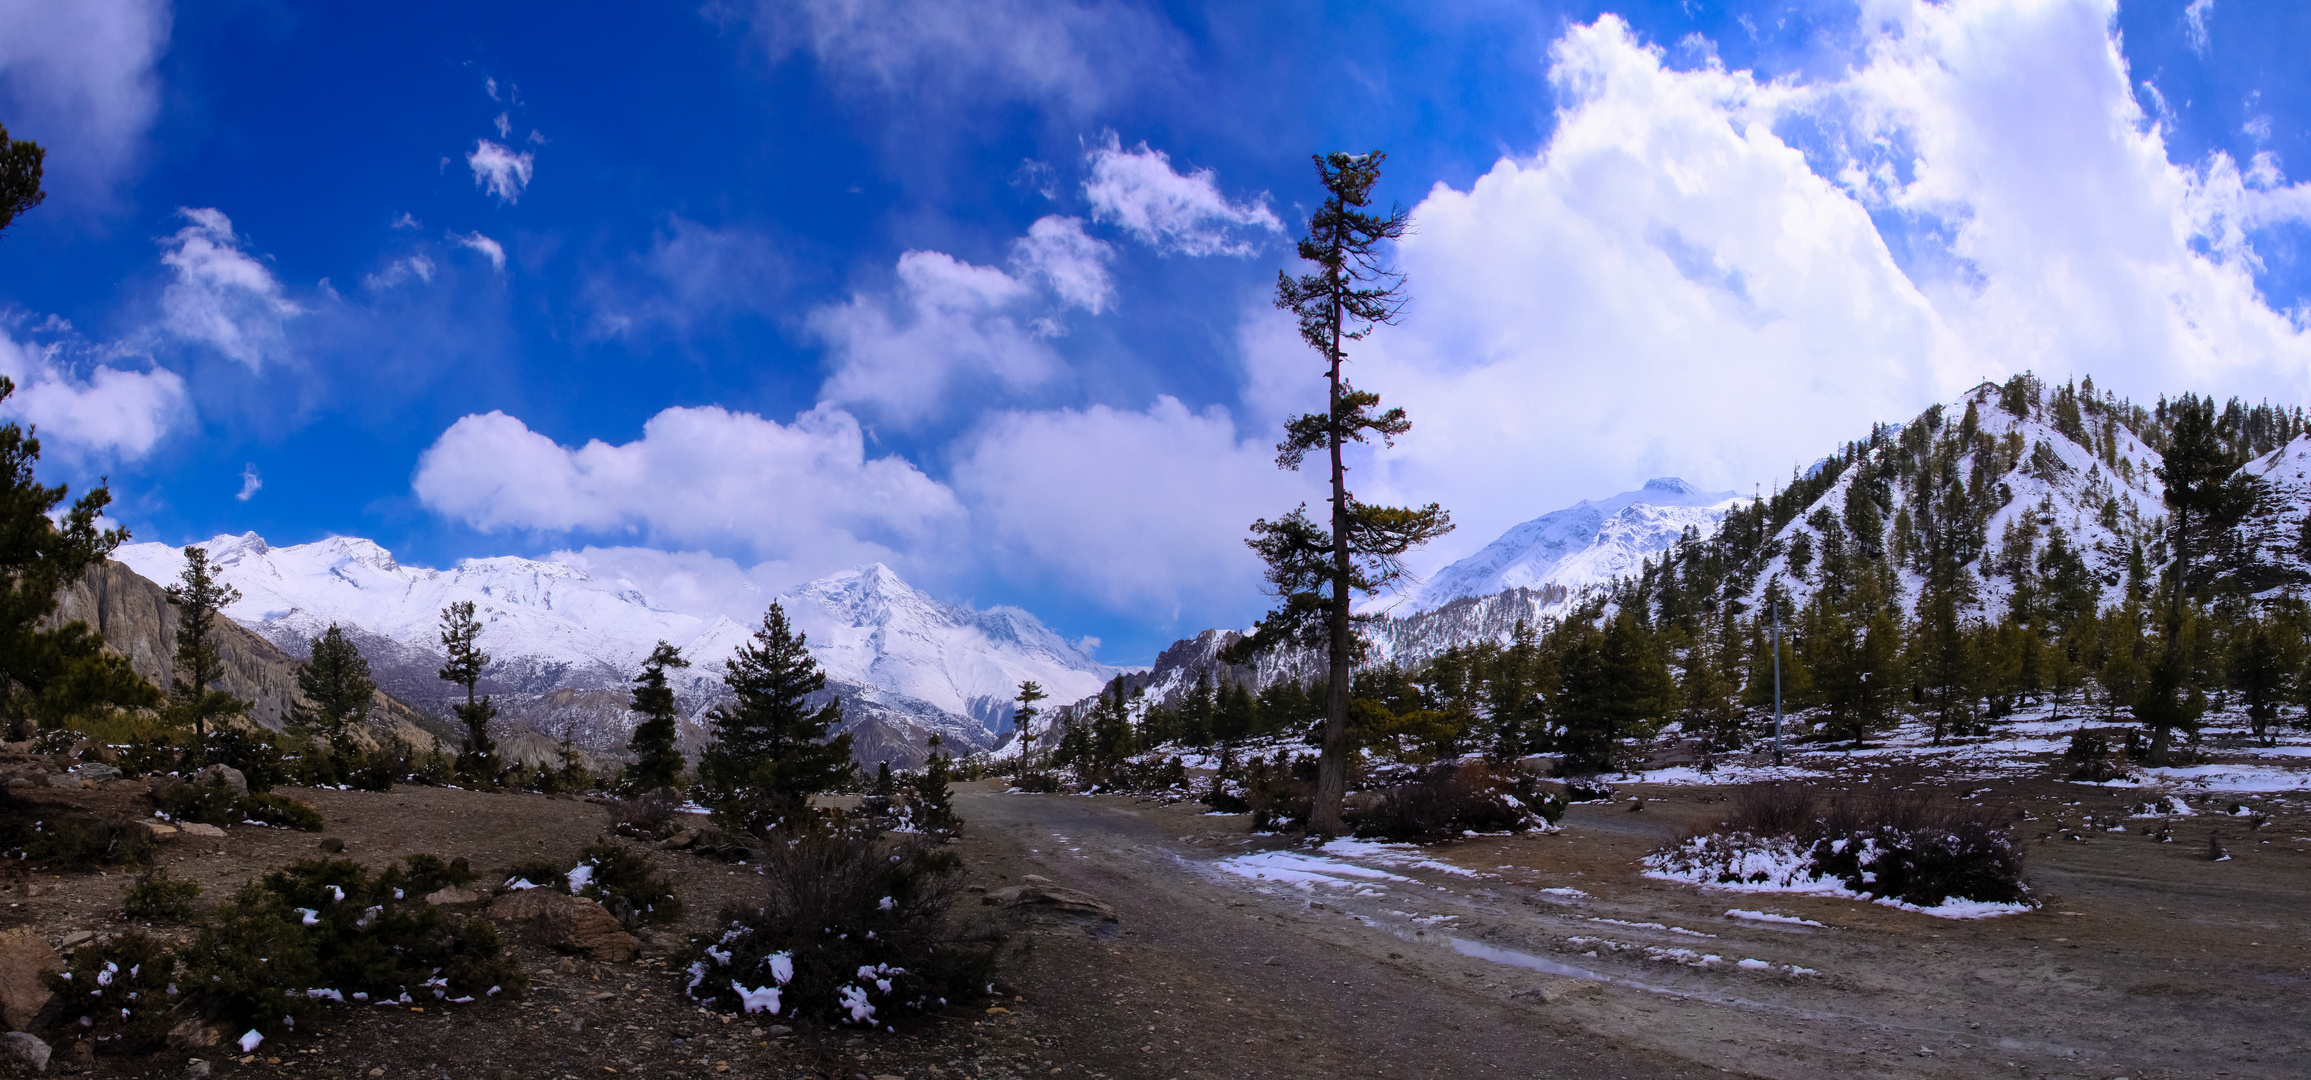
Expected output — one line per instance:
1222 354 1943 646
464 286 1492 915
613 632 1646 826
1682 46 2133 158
64 765 118 786
129 821 178 841
486 891 639 962
192 765 246 795
0 1031 48 1074
989 878 1118 922
423 886 482 907
176 823 225 840
165 1018 220 1051
0 929 59 1031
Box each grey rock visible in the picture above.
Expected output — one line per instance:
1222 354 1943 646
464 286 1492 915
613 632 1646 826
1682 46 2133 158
64 764 118 785
183 1060 211 1079
989 880 1119 922
0 1031 48 1074
193 765 246 795
176 823 225 840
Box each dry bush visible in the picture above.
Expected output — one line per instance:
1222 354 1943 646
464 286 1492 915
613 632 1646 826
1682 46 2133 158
1349 762 1564 842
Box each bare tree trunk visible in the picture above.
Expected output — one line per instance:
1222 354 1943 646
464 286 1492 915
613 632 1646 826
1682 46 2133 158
1315 291 1351 839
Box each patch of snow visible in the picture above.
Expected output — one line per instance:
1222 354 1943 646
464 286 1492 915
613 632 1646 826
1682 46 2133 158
1725 908 1824 927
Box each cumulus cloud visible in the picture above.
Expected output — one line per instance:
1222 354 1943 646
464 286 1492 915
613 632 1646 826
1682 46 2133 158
453 231 507 271
466 139 534 204
1084 137 1281 255
811 249 1060 423
585 217 787 339
1008 215 1114 313
545 545 782 622
1260 5 2311 572
736 0 1180 116
0 321 187 459
158 208 301 370
0 0 168 208
412 403 963 573
951 396 1311 615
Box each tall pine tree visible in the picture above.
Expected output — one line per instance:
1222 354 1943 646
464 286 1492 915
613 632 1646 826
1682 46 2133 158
1229 151 1452 838
624 641 690 793
292 624 375 769
696 602 853 834
166 547 249 746
437 600 498 782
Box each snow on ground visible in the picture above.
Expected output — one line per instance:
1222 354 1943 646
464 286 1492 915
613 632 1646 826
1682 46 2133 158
1618 706 2311 793
1641 834 2032 920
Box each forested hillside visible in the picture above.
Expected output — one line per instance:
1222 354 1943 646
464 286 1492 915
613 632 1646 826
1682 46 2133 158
1036 375 2311 778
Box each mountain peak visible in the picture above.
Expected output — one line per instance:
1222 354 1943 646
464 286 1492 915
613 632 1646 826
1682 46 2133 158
1640 476 1701 496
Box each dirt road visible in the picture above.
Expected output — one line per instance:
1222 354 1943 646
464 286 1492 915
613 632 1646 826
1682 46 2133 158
957 778 2311 1080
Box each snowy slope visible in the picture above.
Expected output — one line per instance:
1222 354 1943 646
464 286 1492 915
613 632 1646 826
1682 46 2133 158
1733 384 2165 618
112 536 1120 763
1404 477 1746 614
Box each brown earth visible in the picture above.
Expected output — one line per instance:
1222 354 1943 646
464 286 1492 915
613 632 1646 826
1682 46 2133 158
0 762 2304 1079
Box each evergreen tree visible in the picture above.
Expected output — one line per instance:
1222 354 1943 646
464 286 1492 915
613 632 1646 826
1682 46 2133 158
696 601 854 833
2136 603 2207 765
1217 679 1259 743
291 624 375 775
1230 151 1453 838
0 380 150 741
1010 680 1047 777
0 123 41 234
1553 616 1675 775
1484 621 1547 759
1678 619 1743 753
166 547 250 746
437 600 498 782
1181 671 1216 747
2231 616 2296 747
292 625 373 739
624 641 690 793
911 734 959 838
2156 396 2258 590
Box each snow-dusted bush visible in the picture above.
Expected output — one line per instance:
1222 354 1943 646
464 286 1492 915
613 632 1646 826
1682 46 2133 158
680 823 995 1027
47 931 180 1052
1348 762 1564 842
1650 782 2034 910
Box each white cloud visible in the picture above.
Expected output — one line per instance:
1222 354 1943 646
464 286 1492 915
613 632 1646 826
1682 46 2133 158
391 212 421 229
0 322 187 459
412 403 963 574
236 463 261 501
545 545 782 622
0 0 169 208
454 231 506 271
811 249 1060 424
1083 137 1281 256
2184 0 2214 55
1256 4 2311 574
361 254 435 290
951 396 1312 615
1009 215 1114 313
158 208 301 370
494 112 511 138
737 0 1179 115
466 139 534 204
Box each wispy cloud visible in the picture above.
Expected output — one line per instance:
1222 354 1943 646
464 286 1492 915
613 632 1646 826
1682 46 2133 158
466 139 534 204
453 231 506 271
2185 0 2215 55
0 0 169 210
158 208 301 370
236 463 261 501
1083 136 1281 256
1009 215 1114 313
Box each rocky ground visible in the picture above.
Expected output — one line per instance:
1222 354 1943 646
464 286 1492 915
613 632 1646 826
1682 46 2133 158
0 744 2304 1079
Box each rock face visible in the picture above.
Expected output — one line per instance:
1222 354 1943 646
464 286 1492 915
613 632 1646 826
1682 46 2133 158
988 875 1118 921
485 891 638 962
48 560 445 751
0 928 60 1031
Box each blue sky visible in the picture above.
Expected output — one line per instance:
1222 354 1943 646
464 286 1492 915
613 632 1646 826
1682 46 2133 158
2 0 2309 663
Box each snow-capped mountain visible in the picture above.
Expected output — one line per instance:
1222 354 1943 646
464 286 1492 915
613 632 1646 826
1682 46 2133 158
112 536 1120 767
1402 477 1747 614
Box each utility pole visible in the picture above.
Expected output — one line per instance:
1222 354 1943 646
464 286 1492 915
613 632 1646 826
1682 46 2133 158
1770 600 1785 768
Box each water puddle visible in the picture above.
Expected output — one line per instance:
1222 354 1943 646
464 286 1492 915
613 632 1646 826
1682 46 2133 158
1449 937 1611 982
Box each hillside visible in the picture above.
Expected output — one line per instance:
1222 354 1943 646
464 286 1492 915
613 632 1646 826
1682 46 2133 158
47 560 447 753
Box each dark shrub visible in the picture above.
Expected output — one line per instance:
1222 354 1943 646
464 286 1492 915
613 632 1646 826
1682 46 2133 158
571 841 681 928
0 791 155 871
201 728 290 793
235 792 326 831
1659 780 2033 910
2064 730 2123 782
397 854 477 897
499 858 565 892
122 866 201 920
47 932 181 1051
680 823 995 1027
1243 754 1314 832
182 858 524 1040
1010 772 1061 794
153 778 239 826
1349 763 1565 842
1562 778 1616 804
